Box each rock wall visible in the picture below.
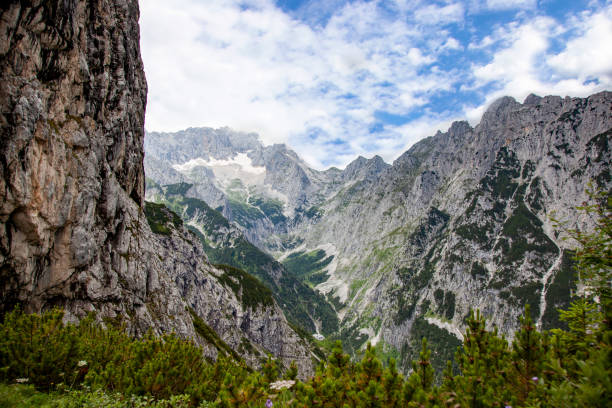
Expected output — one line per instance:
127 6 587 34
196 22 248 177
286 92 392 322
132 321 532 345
0 0 146 317
0 0 314 377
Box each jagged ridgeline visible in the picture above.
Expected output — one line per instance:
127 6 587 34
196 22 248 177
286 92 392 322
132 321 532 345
145 93 612 373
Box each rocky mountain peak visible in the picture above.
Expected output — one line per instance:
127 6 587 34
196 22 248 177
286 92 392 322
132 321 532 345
479 95 521 129
343 154 390 181
523 93 542 105
448 120 472 137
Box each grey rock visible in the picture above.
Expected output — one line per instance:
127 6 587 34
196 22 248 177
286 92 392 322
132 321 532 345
146 91 611 373
0 0 314 378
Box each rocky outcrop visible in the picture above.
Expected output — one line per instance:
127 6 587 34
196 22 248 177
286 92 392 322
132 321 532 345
0 0 314 377
0 0 147 318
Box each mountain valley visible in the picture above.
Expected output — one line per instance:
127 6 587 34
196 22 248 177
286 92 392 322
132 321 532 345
145 92 611 372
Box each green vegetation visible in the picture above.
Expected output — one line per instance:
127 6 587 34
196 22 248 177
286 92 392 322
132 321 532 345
527 176 545 212
212 264 275 311
481 147 520 199
0 309 255 406
1 196 610 406
470 261 488 279
393 241 441 325
165 182 193 196
433 290 455 321
282 249 334 286
148 188 338 336
541 250 576 330
248 196 286 225
510 281 543 320
400 316 462 380
586 128 611 163
496 202 558 265
205 237 338 334
337 322 369 356
304 205 323 219
455 222 491 246
227 198 265 229
145 177 161 190
188 307 242 361
521 160 535 179
71 188 606 407
144 202 183 235
0 384 192 407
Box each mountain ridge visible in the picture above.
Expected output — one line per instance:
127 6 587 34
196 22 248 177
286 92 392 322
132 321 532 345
145 90 611 371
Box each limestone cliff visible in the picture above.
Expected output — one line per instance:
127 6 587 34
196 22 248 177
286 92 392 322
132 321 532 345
0 0 314 376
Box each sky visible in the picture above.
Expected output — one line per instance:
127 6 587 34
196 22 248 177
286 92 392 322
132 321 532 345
139 0 612 169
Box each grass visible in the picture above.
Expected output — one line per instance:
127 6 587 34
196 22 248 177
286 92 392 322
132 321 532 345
0 382 191 408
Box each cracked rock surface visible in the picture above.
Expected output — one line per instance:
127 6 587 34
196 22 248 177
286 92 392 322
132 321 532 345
0 0 314 377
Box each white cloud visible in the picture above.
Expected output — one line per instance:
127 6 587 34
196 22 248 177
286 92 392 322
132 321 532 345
472 17 554 90
548 8 612 83
466 6 612 119
140 0 461 168
485 0 536 11
140 0 612 170
414 2 465 25
441 37 462 51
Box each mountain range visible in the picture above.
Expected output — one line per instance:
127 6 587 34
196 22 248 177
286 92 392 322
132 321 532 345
144 92 611 371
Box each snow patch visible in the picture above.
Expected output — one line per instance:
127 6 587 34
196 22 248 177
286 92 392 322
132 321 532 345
172 153 266 175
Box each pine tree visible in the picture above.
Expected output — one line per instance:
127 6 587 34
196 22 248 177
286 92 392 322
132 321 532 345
381 358 403 408
355 343 384 408
451 310 511 407
284 360 298 380
403 338 435 406
508 304 548 405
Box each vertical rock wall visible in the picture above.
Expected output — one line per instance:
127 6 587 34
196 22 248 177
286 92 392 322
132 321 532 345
0 0 146 315
0 1 315 377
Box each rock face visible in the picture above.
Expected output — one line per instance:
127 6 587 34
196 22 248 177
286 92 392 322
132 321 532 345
0 0 314 377
145 91 611 373
288 92 612 370
0 0 147 318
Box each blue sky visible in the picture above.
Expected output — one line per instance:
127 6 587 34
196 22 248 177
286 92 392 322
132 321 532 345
140 0 612 169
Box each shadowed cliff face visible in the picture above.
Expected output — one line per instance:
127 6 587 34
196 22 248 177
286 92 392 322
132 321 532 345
0 1 315 377
0 0 147 315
